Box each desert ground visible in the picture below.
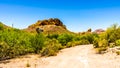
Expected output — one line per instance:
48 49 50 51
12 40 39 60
0 44 120 68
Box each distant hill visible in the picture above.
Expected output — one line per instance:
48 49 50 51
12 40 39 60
93 29 105 34
24 18 72 34
0 22 11 30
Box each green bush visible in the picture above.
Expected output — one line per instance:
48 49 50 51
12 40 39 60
47 34 59 39
105 24 120 43
93 38 99 48
0 29 34 60
30 33 45 53
93 39 108 54
109 43 115 48
98 39 109 48
75 33 98 44
57 33 74 46
0 42 10 60
84 34 95 44
115 39 120 46
66 41 78 47
0 22 4 30
79 39 90 45
41 39 63 56
95 47 107 54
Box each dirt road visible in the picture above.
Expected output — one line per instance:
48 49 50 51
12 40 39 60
0 44 120 68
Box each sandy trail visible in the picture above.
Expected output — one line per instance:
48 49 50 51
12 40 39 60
0 44 120 68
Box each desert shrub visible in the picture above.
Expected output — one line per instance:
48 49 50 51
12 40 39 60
47 34 59 39
95 47 107 54
75 33 98 44
41 39 63 56
73 35 81 41
0 22 4 30
30 33 45 53
0 42 10 60
79 39 90 45
93 38 99 48
115 39 120 46
66 41 78 47
109 43 115 48
57 33 74 46
0 29 35 60
116 51 120 55
93 33 108 48
93 39 108 54
93 24 120 54
93 37 109 54
84 34 94 44
105 24 120 43
98 39 109 48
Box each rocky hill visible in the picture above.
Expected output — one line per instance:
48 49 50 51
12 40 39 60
25 18 71 34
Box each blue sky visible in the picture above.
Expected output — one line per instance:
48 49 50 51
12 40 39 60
0 0 120 32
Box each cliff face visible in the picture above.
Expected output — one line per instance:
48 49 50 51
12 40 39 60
25 18 70 34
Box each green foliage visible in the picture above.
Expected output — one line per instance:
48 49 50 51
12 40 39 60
93 38 108 47
57 34 74 46
0 29 34 60
0 42 10 60
85 34 95 44
47 34 59 39
93 37 99 48
109 43 115 48
93 34 109 54
93 24 120 54
30 33 45 53
2 22 120 59
0 22 4 30
106 24 120 43
41 39 63 56
98 39 109 48
0 28 47 60
66 41 81 47
76 33 98 44
79 39 90 45
95 47 107 54
115 39 120 46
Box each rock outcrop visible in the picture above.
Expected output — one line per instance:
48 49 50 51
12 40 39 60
25 18 70 34
28 18 66 29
